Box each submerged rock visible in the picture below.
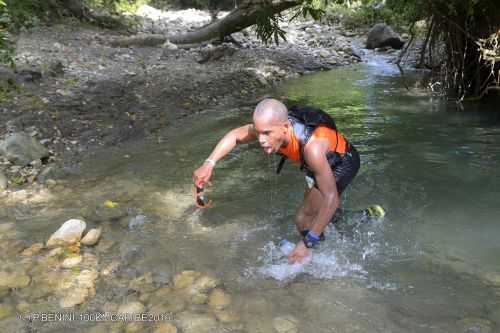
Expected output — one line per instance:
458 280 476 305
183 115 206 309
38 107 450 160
456 317 494 333
117 301 145 315
208 289 231 311
47 219 86 248
154 322 178 333
58 269 98 308
0 171 7 190
81 228 102 246
273 315 299 333
21 242 44 256
61 255 83 268
128 214 150 229
176 312 218 333
0 132 49 166
0 271 31 289
173 271 201 290
0 303 13 320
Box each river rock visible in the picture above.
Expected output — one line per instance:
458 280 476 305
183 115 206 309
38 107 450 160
59 287 89 308
0 171 7 190
173 271 201 290
176 312 218 333
366 23 404 50
273 315 299 333
185 274 220 295
0 133 49 166
117 301 145 315
208 289 231 311
456 317 494 333
0 303 13 320
58 269 98 308
129 272 155 293
22 242 44 256
81 228 102 246
61 254 83 268
214 310 240 323
154 322 178 333
47 219 86 248
1 239 28 257
0 271 31 289
128 214 150 229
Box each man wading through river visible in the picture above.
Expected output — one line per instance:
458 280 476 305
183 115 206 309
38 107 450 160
192 98 362 263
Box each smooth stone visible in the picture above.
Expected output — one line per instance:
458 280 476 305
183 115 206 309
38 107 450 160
59 287 89 308
273 315 299 333
16 302 31 313
46 219 86 248
1 239 28 256
58 269 98 308
0 303 13 320
22 242 44 256
61 255 82 268
214 310 240 323
117 301 145 315
128 214 150 229
81 228 102 246
208 289 231 311
96 238 115 253
176 312 218 333
154 322 178 333
456 317 494 333
0 271 31 288
189 274 220 293
0 223 15 235
191 293 208 305
101 261 120 276
129 272 154 293
173 271 201 290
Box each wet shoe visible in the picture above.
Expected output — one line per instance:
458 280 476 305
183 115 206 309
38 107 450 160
365 205 386 218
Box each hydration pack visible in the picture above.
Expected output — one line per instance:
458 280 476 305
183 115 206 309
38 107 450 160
276 106 340 174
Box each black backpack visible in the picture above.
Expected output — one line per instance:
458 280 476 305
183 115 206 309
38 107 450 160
276 106 339 174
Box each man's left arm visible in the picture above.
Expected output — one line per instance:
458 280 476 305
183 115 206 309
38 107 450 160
303 139 340 236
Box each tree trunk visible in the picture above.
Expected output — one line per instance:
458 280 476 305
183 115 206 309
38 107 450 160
169 0 300 45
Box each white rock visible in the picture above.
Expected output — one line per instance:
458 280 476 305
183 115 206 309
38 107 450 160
47 219 86 248
81 228 102 246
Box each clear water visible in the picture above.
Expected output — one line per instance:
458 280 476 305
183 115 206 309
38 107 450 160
2 52 500 332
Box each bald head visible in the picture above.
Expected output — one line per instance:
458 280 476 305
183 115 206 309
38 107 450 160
253 98 288 125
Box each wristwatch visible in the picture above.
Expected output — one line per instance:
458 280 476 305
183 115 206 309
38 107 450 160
302 231 320 248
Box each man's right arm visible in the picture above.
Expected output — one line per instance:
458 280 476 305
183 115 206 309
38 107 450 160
192 124 256 187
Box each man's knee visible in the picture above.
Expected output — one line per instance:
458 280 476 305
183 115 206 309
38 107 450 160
294 210 316 229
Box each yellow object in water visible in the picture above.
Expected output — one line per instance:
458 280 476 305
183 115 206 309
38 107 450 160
104 200 117 208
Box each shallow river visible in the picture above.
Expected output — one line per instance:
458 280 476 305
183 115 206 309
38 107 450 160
2 52 500 333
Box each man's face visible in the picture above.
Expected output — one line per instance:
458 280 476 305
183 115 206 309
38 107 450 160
253 115 288 155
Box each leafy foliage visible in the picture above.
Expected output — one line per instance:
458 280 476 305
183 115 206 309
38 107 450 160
0 0 14 66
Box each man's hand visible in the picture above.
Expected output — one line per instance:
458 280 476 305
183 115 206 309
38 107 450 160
192 163 213 188
288 240 311 264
